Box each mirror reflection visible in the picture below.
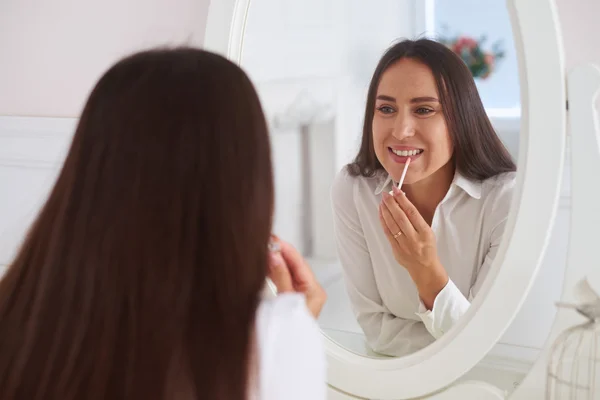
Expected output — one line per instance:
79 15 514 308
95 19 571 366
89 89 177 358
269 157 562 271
242 0 520 358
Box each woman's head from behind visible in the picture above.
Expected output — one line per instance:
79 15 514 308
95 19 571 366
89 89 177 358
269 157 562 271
350 38 515 183
0 48 272 399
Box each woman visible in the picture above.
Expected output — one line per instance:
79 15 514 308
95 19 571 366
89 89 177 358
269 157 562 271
0 48 326 399
331 39 516 357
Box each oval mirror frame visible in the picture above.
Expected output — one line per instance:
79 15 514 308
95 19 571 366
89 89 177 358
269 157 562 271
203 0 567 398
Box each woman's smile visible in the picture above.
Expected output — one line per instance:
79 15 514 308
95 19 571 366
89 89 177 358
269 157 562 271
388 146 424 164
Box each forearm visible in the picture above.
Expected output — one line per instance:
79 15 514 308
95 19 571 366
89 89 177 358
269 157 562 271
357 311 435 357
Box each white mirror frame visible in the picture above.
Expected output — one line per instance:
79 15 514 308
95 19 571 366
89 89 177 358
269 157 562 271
204 0 567 398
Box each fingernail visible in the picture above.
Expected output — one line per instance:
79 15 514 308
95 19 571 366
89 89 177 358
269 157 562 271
392 187 401 195
268 240 281 253
269 251 283 268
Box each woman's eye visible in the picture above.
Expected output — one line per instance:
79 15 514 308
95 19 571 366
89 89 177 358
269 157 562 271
415 107 434 115
376 106 395 114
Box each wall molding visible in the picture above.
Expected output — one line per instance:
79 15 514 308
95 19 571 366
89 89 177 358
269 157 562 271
0 116 77 135
0 116 76 168
0 159 62 170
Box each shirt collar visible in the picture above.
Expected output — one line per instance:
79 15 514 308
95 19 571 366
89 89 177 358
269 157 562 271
373 169 482 199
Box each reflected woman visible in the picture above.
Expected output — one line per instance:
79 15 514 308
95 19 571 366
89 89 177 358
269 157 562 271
331 39 516 357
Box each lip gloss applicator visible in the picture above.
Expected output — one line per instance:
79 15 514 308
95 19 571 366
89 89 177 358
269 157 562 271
389 157 411 195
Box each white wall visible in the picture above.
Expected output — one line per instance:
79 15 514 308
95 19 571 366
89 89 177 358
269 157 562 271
0 117 74 271
557 0 600 71
556 0 600 112
0 0 210 117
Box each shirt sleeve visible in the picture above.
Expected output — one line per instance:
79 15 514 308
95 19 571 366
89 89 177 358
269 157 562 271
258 294 327 400
331 168 435 357
415 178 515 338
415 279 470 338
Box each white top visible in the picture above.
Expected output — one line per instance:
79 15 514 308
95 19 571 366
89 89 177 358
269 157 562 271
254 293 327 399
331 167 516 357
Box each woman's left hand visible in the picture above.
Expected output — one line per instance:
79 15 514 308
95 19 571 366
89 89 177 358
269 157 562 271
378 188 442 280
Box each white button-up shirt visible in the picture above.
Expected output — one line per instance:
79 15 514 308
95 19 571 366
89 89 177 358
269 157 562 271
255 294 326 399
331 167 515 357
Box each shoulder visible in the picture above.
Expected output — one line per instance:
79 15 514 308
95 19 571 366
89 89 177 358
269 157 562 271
479 171 517 223
256 293 317 331
331 166 358 201
480 171 516 202
331 166 381 207
256 293 324 361
255 294 326 399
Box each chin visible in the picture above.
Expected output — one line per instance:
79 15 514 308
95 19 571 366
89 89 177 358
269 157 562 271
399 171 427 186
401 177 418 186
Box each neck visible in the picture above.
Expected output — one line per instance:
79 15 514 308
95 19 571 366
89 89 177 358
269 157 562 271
401 161 455 225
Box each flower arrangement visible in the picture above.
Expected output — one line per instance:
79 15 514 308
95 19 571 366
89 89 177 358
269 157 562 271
438 31 505 80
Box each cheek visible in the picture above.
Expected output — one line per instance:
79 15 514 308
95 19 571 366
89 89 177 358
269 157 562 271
423 123 454 170
436 132 453 157
441 126 453 156
444 134 454 156
423 121 453 161
372 119 389 148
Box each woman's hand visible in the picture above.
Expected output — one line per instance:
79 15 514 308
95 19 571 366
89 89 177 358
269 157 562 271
378 188 448 308
267 236 327 319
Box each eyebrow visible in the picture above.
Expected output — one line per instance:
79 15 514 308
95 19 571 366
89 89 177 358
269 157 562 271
376 95 439 103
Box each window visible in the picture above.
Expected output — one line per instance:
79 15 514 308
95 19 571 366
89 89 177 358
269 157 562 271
414 0 521 118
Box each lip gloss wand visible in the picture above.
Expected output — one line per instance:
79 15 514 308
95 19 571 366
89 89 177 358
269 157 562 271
397 157 411 191
389 157 411 195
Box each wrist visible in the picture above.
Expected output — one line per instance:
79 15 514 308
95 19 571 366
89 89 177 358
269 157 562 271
306 285 327 319
410 262 449 310
408 259 445 285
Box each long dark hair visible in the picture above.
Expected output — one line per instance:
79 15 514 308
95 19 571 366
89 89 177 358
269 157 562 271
349 38 515 180
0 48 273 400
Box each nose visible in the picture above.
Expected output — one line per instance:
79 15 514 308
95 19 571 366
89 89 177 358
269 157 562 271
392 114 416 140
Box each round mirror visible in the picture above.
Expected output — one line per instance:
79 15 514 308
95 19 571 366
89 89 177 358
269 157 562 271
241 0 522 361
205 0 566 397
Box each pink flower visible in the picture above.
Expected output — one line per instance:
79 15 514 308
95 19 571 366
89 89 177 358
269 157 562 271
455 36 476 50
484 53 495 66
463 37 477 49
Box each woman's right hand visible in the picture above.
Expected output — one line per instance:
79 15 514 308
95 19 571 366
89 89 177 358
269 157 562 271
267 237 327 319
